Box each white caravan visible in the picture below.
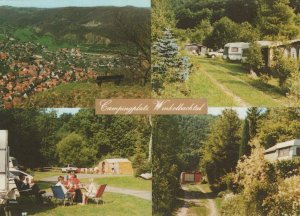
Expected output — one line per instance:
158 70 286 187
223 42 249 61
0 130 13 205
264 139 300 162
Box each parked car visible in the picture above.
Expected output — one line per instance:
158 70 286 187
61 164 79 173
207 49 224 58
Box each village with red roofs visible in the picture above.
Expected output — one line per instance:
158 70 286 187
0 38 130 108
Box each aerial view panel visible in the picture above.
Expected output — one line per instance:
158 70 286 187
0 0 150 108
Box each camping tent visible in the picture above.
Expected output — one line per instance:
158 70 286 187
98 158 133 175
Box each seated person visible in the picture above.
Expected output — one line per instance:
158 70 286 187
69 174 83 203
15 173 45 203
55 176 74 199
82 178 98 205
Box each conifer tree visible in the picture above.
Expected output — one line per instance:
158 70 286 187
152 28 191 93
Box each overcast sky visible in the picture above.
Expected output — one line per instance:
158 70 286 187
208 107 251 119
49 107 257 119
0 0 150 8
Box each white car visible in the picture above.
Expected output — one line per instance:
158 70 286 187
207 49 224 58
61 164 78 173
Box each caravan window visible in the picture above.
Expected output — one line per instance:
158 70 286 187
291 47 297 59
278 147 290 157
297 148 300 156
231 47 238 52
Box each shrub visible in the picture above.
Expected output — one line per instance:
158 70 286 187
271 49 299 88
234 146 272 214
275 159 300 178
287 66 300 105
263 176 300 216
246 42 265 73
221 194 249 216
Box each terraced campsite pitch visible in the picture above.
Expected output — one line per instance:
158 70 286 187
160 57 289 107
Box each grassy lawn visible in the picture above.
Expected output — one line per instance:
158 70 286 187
33 171 151 191
157 62 237 106
33 171 62 181
82 176 152 191
16 82 151 108
159 55 289 106
195 57 287 106
18 192 151 216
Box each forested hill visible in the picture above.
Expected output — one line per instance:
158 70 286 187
0 6 150 44
153 0 300 49
170 0 300 29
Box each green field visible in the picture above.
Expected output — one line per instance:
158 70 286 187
33 171 151 191
18 192 151 216
82 176 151 191
16 172 151 216
159 56 288 107
16 82 151 108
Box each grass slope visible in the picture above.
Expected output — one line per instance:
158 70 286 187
82 176 152 191
16 82 151 108
155 62 237 106
173 56 287 107
19 193 151 216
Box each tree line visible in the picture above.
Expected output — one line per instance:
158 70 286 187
154 0 300 48
0 109 151 170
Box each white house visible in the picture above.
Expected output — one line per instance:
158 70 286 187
223 42 249 61
264 139 300 162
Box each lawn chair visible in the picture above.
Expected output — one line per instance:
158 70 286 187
13 178 35 201
51 185 73 206
87 184 107 205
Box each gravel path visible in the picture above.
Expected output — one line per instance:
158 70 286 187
176 184 218 216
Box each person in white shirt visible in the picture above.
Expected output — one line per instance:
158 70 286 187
82 178 98 205
55 176 73 199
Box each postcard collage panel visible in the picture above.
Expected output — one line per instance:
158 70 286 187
0 0 300 216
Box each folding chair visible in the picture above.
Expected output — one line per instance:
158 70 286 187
88 184 107 205
51 186 73 206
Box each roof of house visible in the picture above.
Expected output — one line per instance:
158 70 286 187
101 158 131 163
264 139 300 154
224 42 249 48
256 39 300 48
185 43 206 47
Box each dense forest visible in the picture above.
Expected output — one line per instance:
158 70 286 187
0 109 151 174
153 0 300 47
153 108 300 215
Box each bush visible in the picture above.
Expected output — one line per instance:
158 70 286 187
263 176 300 216
133 161 151 177
275 159 300 178
221 194 249 216
246 42 265 73
271 49 299 88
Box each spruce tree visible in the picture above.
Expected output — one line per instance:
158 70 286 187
153 28 178 68
152 28 191 94
240 118 251 157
